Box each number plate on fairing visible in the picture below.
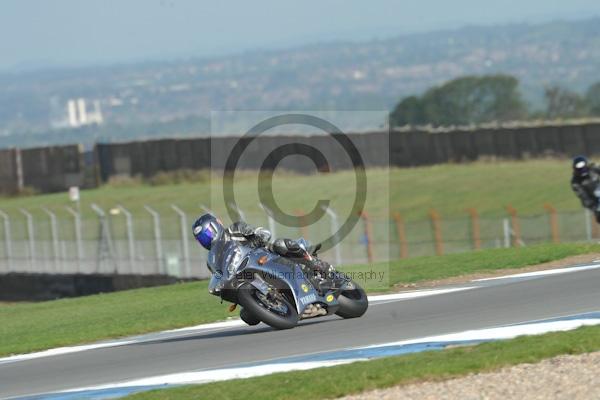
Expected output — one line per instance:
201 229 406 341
299 293 317 306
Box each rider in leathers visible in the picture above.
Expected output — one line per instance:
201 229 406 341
571 155 600 222
193 214 334 291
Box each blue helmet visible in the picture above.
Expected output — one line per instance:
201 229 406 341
573 155 590 177
192 214 223 250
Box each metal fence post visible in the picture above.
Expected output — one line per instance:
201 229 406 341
295 209 309 240
506 205 522 247
144 205 164 275
19 209 36 271
503 218 511 248
200 204 213 215
91 203 117 274
0 209 13 272
172 204 191 278
118 205 136 274
429 209 444 256
467 208 481 250
392 212 408 259
321 205 342 266
258 203 276 238
585 209 592 242
228 202 246 222
66 206 84 273
42 208 60 273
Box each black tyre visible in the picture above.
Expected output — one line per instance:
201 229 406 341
240 308 261 326
335 283 369 319
237 283 298 330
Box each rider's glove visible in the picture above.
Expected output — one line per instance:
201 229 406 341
229 221 254 236
253 227 272 245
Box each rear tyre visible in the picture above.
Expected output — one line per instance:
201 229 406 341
240 308 261 326
335 283 368 319
237 283 298 330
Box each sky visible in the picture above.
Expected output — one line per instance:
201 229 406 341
2 0 600 72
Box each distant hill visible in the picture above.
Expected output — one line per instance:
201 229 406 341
2 17 600 148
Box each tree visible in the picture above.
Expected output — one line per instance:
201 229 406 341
585 82 600 116
390 75 527 127
544 86 587 119
390 96 425 126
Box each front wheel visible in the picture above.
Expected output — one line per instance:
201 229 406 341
237 283 298 330
335 283 368 319
240 308 260 326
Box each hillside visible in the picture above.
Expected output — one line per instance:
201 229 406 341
2 17 600 147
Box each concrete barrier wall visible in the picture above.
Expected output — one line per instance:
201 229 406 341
20 145 85 192
95 132 391 180
4 122 600 192
0 148 20 195
95 123 600 181
0 273 183 301
0 144 86 194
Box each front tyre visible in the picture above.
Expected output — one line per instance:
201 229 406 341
240 308 260 326
335 283 368 319
237 283 298 330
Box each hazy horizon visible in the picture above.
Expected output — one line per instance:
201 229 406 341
2 0 600 73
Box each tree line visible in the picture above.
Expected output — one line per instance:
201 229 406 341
390 75 600 127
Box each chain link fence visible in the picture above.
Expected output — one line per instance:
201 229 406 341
0 206 597 279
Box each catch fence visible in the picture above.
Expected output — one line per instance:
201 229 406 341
0 205 597 279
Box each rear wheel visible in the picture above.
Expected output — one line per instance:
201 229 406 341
237 283 298 330
240 308 261 326
335 283 368 319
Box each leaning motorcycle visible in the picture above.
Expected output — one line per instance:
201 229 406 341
206 238 368 329
593 186 600 223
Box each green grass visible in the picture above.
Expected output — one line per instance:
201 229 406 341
0 159 579 221
0 281 230 357
128 324 600 400
1 243 598 357
386 242 599 284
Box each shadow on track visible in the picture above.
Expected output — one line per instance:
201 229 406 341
134 317 338 346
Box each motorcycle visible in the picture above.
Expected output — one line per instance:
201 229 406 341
206 237 368 329
593 186 600 223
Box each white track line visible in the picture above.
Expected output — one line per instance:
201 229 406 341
8 261 597 366
472 263 600 282
56 360 358 394
0 320 245 365
361 316 600 349
0 339 138 365
0 288 474 365
55 313 600 394
369 287 474 304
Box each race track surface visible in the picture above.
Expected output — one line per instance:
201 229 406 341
1 263 600 399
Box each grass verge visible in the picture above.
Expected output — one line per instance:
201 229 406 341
127 324 600 400
1 243 599 357
341 242 600 290
0 161 580 220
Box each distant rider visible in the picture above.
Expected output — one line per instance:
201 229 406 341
571 155 600 222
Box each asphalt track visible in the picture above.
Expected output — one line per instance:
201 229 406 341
1 264 600 399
